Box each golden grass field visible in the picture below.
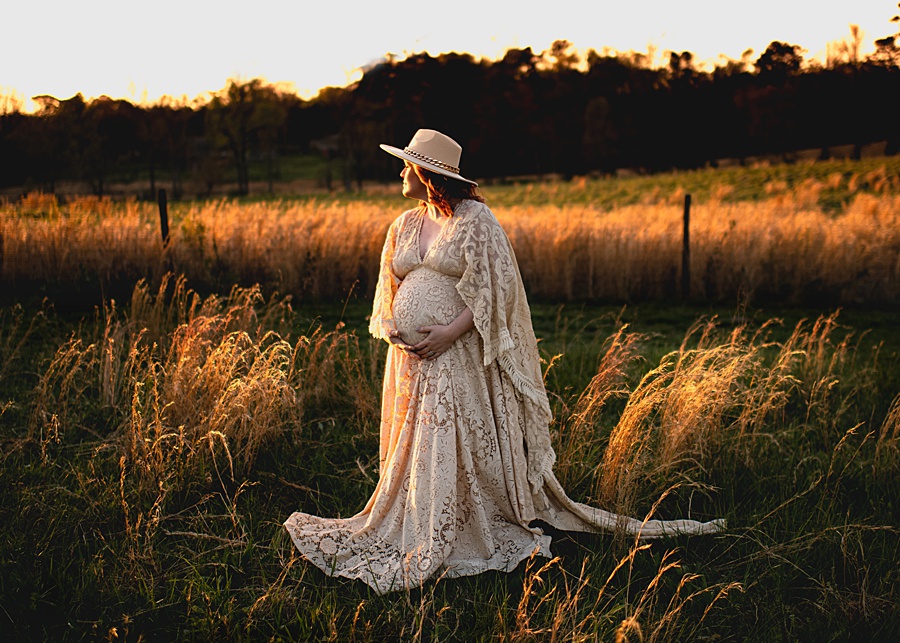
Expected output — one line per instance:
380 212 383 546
2 163 900 639
2 165 899 307
4 274 897 639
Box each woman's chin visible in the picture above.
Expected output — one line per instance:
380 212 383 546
402 187 426 200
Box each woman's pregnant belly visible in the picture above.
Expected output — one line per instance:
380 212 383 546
392 267 467 345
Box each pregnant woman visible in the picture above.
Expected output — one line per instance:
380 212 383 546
284 129 724 594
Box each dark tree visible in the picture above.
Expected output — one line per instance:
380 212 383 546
756 41 805 78
869 3 900 67
1 33 899 197
206 79 288 195
81 97 141 196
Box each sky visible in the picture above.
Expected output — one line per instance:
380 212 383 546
2 0 896 111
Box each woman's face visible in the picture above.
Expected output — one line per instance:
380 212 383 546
401 162 429 201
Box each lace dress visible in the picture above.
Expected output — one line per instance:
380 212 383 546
284 200 724 594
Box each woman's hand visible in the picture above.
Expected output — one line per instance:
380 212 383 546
388 330 416 353
411 324 457 360
411 308 475 360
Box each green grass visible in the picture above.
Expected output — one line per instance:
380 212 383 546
246 154 900 213
479 156 900 213
246 153 331 183
159 153 900 211
3 158 900 640
1 285 899 641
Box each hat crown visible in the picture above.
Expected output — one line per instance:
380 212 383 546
379 128 477 185
405 129 462 171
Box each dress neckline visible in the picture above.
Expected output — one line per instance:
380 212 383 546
416 201 465 262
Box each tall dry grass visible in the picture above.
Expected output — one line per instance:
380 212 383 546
505 192 900 305
5 161 900 640
548 310 888 529
875 392 900 476
6 273 899 638
502 546 740 642
2 177 899 306
1 195 392 300
24 275 380 582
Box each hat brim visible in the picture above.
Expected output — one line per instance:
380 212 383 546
379 144 478 186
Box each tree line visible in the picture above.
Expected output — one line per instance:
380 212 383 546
1 27 899 197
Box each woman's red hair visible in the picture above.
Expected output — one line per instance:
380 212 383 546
413 166 484 217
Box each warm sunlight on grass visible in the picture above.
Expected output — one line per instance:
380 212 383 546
2 161 899 638
3 169 899 307
2 277 898 639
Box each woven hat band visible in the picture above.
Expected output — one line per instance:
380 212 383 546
403 147 461 174
379 129 477 185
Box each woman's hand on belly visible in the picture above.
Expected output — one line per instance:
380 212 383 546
388 330 417 354
411 307 475 360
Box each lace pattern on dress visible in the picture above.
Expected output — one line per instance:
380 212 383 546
286 199 725 596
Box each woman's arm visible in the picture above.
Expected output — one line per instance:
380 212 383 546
369 214 406 341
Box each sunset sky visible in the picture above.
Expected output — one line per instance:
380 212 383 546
2 0 896 110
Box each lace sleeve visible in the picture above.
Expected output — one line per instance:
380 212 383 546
369 215 403 341
454 202 557 491
454 204 518 366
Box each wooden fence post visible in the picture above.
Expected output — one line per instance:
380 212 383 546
158 188 170 247
682 193 691 300
158 188 174 274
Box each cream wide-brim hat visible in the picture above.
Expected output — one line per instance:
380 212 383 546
379 129 478 186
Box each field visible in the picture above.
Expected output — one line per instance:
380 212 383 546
1 159 900 641
3 156 900 309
